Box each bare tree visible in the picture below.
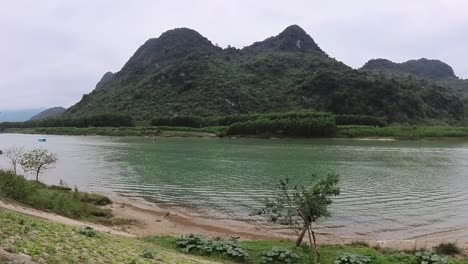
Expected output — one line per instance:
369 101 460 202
19 149 58 182
4 147 24 174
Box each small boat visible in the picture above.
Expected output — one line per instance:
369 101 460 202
37 138 47 142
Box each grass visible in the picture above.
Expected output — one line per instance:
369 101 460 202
0 170 113 223
146 236 468 264
337 125 468 139
0 209 214 263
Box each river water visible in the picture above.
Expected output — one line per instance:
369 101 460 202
1 133 467 240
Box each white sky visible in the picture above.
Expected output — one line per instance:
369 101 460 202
1 0 467 110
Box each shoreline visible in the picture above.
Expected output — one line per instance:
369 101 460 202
3 128 468 141
1 191 468 251
104 193 468 251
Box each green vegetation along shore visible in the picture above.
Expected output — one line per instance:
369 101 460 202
3 125 468 139
2 112 467 139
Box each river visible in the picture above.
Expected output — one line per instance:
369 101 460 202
1 133 467 240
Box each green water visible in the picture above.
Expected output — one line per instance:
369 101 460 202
1 134 467 240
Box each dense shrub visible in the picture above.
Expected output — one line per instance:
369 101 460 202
176 234 249 261
415 252 448 264
141 248 157 259
226 117 337 137
151 115 206 128
335 253 372 264
79 226 97 237
336 114 387 127
260 247 300 264
434 243 462 256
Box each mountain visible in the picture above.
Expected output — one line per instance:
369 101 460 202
66 25 464 124
360 58 468 122
0 108 45 122
29 107 66 121
360 58 457 80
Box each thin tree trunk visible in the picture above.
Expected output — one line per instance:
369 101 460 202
311 228 320 263
295 224 308 246
307 226 315 264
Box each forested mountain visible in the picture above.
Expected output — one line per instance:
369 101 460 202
29 107 66 121
360 58 468 123
65 25 464 124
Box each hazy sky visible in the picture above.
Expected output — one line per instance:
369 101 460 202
1 0 467 110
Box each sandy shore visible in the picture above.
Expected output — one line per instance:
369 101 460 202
1 195 468 251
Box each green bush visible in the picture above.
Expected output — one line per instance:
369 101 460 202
176 234 249 261
434 243 462 256
79 226 97 237
335 253 372 264
415 252 448 264
141 248 156 259
260 247 300 264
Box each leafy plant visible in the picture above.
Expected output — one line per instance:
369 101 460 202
141 248 156 259
79 226 97 237
335 253 372 264
176 234 249 261
260 247 300 264
434 242 462 256
415 252 448 264
257 174 340 263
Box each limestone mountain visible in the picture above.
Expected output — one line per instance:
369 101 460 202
66 25 464 124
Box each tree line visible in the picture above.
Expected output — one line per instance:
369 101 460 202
152 112 387 128
0 114 134 129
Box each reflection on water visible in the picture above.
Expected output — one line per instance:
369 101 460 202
1 134 468 240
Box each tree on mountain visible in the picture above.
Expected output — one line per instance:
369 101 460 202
257 173 340 263
19 149 58 182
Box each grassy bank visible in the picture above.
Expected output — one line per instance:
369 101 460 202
0 170 114 223
0 209 214 263
337 125 468 139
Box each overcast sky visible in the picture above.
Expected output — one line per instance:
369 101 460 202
1 0 467 110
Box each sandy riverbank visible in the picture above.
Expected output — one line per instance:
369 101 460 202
1 195 467 252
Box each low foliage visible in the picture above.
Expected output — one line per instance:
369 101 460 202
141 248 157 259
176 234 249 261
0 170 111 221
434 243 462 256
335 253 372 264
415 252 449 264
261 247 301 264
79 226 97 237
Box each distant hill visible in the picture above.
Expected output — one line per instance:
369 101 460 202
29 107 66 121
0 108 45 122
65 25 464 124
360 58 457 80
